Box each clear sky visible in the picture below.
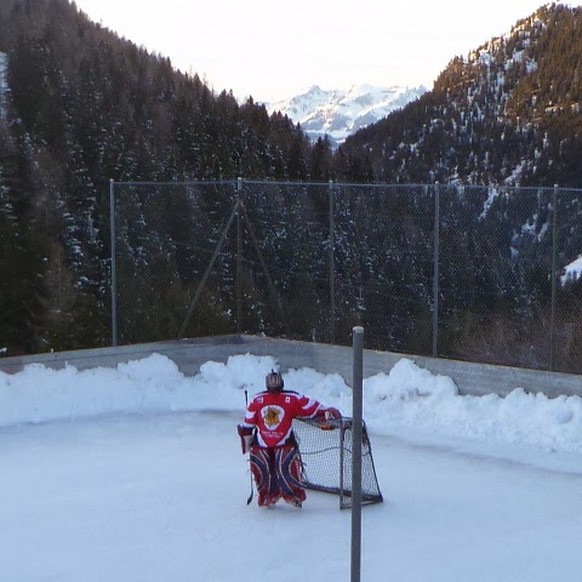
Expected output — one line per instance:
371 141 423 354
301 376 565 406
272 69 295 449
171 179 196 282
73 1 580 103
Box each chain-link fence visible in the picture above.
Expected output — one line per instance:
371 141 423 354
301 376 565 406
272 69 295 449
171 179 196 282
110 180 582 374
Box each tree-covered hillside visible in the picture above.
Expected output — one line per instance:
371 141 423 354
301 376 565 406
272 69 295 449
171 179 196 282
336 3 582 187
0 0 334 354
0 0 326 184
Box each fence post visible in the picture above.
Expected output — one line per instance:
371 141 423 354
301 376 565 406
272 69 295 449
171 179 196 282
351 325 364 582
236 177 243 334
432 182 440 357
550 183 559 371
329 179 336 344
109 179 118 347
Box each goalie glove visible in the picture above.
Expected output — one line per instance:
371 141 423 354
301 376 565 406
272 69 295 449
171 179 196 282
237 424 255 454
324 407 341 421
317 407 342 430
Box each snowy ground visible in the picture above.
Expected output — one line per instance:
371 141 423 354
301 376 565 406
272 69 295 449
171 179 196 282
1 353 582 581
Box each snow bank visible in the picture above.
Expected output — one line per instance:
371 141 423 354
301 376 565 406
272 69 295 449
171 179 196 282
1 353 581 454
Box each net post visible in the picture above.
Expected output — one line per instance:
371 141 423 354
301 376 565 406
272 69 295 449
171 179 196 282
351 326 364 582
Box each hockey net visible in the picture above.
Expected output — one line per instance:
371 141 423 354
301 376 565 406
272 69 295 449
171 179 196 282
292 416 383 509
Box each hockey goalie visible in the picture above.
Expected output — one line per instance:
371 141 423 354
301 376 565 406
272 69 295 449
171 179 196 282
237 370 341 508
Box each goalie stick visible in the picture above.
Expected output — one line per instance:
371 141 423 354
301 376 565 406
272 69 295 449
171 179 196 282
244 389 254 505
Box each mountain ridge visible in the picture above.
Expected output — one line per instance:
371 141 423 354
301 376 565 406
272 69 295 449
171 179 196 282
265 83 427 146
337 3 582 187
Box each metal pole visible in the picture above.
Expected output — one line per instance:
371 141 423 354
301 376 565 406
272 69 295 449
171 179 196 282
236 177 243 334
550 184 558 371
351 326 364 582
109 178 117 347
329 180 336 344
432 183 440 357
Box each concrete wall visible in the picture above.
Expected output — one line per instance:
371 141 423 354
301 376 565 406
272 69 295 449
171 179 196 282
1 334 581 398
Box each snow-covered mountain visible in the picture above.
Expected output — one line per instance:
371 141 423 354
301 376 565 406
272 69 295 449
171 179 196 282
266 83 427 146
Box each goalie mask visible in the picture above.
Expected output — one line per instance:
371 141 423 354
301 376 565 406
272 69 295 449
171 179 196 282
265 370 284 392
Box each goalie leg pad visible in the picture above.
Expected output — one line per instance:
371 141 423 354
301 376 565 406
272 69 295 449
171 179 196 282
250 447 281 506
274 445 306 505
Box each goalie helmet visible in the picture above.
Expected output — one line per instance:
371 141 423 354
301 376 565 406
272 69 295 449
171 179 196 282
265 370 284 392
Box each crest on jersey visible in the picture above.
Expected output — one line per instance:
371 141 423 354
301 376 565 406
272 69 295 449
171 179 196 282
261 405 284 428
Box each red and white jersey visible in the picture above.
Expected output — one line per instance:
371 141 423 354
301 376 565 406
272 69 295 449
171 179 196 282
243 390 324 448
